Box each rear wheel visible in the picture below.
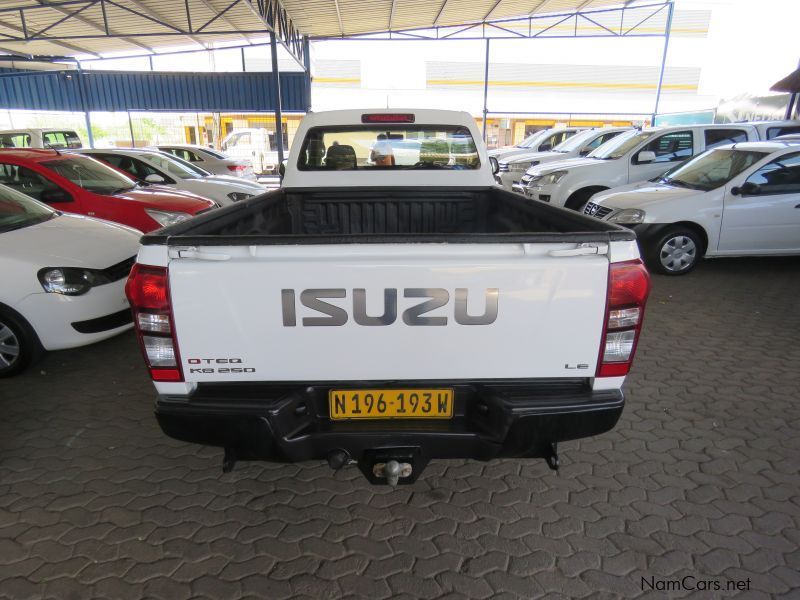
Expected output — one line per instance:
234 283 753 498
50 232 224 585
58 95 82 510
0 310 41 377
646 227 703 275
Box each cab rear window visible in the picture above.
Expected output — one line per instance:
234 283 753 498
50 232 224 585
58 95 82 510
297 125 480 171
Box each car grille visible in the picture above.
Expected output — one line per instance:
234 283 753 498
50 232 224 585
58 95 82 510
102 256 136 282
583 202 612 219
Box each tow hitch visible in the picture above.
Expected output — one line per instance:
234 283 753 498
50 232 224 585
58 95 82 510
357 448 427 485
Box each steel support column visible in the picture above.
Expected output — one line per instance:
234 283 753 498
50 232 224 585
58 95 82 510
270 30 284 166
128 111 135 147
651 0 674 122
786 94 797 120
303 35 311 112
482 38 490 142
76 64 94 148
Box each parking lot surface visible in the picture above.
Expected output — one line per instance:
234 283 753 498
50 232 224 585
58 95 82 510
1 256 799 599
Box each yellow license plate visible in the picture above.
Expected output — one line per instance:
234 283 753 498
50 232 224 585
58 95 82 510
329 389 453 420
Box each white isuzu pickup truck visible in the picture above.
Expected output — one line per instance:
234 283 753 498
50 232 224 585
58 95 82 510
126 109 651 485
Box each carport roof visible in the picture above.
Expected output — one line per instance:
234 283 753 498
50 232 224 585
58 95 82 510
0 0 632 60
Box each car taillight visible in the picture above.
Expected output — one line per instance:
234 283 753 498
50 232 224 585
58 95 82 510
125 264 183 382
597 259 650 378
227 165 247 172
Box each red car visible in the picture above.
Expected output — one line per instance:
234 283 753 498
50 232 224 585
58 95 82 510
0 149 216 233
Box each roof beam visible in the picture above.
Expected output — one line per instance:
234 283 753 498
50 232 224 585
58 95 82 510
33 0 155 54
483 0 503 21
528 0 554 16
389 0 397 31
194 0 256 44
433 0 449 25
0 12 102 58
0 46 32 58
122 0 208 49
333 0 345 36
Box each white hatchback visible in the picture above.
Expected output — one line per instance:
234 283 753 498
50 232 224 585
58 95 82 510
0 184 141 376
584 141 800 274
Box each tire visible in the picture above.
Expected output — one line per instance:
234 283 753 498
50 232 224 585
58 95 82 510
0 309 42 378
645 227 703 276
564 188 605 211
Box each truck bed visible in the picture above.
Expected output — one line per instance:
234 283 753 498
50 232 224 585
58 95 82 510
141 187 635 246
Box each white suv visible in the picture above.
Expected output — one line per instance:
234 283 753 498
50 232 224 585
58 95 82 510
488 127 584 163
518 124 763 210
520 121 800 210
496 127 630 192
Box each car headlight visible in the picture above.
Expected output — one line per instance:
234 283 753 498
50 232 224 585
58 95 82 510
37 267 110 296
608 208 646 224
144 209 193 227
227 192 254 202
509 160 540 173
539 170 568 185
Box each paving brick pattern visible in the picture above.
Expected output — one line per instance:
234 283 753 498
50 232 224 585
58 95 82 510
1 256 799 599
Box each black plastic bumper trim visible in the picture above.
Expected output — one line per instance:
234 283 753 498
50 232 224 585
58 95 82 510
71 308 132 334
154 379 624 465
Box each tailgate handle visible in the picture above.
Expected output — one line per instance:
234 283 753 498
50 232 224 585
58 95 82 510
168 248 231 261
548 243 608 257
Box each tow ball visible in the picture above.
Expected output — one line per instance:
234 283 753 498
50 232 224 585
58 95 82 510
372 461 413 486
357 447 427 485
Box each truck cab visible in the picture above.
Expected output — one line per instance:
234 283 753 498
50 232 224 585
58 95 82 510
221 128 279 175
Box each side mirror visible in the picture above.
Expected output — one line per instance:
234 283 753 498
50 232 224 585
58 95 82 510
539 143 552 152
737 181 760 196
278 161 286 178
579 148 591 156
40 188 72 203
145 173 166 184
489 156 499 175
636 150 656 164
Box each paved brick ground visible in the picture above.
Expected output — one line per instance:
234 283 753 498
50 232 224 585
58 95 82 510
1 256 799 599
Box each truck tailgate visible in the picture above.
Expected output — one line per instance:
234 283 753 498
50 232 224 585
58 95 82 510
168 244 608 382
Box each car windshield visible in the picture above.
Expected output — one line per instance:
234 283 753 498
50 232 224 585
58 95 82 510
516 130 551 149
139 152 205 179
658 148 769 191
41 155 136 194
297 125 480 171
589 130 652 160
552 129 600 153
0 184 56 233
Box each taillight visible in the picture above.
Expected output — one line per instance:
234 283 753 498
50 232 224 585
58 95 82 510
597 259 650 378
125 264 183 382
227 164 247 172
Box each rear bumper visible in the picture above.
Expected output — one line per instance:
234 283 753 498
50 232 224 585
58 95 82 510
155 379 624 467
